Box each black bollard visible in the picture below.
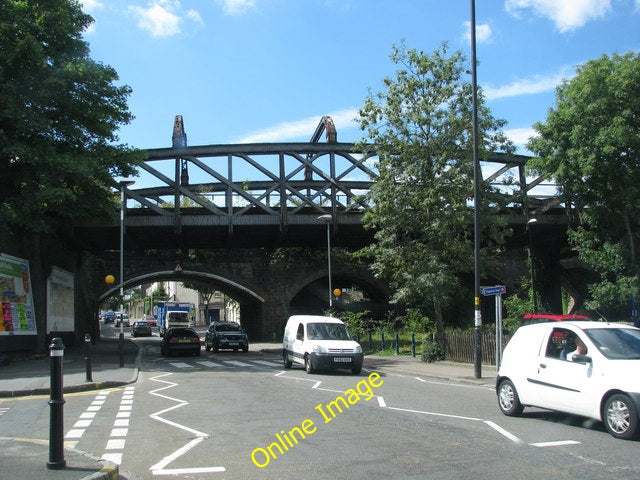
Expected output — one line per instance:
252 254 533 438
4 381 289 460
84 334 93 382
411 333 416 357
47 337 66 470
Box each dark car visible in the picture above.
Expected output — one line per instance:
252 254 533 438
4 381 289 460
205 322 249 352
131 321 153 337
103 310 116 324
160 327 201 356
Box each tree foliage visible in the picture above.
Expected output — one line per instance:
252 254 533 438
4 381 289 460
0 0 142 234
356 42 513 332
527 52 640 314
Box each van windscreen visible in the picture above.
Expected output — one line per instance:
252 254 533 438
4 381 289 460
307 323 351 341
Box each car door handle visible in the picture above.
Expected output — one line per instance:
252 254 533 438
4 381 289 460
539 363 547 369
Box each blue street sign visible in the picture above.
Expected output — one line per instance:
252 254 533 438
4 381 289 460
481 285 506 296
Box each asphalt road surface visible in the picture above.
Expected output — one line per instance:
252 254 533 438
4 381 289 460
3 333 640 480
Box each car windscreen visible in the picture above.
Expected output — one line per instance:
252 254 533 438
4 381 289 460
215 324 241 332
306 323 352 341
584 327 640 359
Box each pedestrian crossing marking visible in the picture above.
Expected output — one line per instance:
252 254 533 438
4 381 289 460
251 360 282 366
169 362 195 368
161 358 282 370
222 360 252 367
195 361 224 367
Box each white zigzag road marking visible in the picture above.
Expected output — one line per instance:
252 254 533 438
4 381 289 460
148 373 225 475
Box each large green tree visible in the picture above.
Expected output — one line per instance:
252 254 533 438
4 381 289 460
357 43 514 333
527 52 640 315
0 0 141 234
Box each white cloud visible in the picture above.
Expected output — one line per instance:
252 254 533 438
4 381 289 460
214 0 256 16
483 66 575 100
128 0 201 37
463 21 493 44
236 109 359 143
504 127 538 150
505 0 612 32
80 0 103 12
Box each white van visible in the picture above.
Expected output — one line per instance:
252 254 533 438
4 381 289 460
282 315 364 374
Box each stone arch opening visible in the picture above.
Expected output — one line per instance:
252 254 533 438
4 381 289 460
99 270 265 339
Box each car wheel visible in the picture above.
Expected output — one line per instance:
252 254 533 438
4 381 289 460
498 379 524 417
213 342 219 353
304 354 315 374
604 393 638 439
283 351 293 369
351 366 362 375
205 340 211 352
242 346 248 353
195 349 201 357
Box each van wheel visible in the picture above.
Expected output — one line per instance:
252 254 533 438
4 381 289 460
304 355 315 374
283 351 292 369
498 379 524 416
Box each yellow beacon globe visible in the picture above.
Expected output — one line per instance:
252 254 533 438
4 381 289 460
104 274 115 285
333 288 342 297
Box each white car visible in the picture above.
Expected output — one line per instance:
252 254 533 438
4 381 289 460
497 321 640 439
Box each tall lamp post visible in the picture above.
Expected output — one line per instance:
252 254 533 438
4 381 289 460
119 178 135 368
527 218 538 312
470 0 482 379
318 214 333 307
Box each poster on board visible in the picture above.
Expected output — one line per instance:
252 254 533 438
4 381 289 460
0 253 36 335
47 266 75 333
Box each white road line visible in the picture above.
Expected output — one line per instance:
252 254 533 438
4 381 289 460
483 420 524 445
148 373 225 475
101 453 122 465
223 360 252 367
169 362 194 368
377 396 387 408
251 360 282 366
195 360 224 367
530 440 580 447
387 406 483 422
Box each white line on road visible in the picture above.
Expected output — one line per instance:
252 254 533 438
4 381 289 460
483 420 524 445
148 373 225 475
530 440 581 447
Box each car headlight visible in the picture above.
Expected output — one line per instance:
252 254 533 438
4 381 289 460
313 345 328 353
355 345 363 353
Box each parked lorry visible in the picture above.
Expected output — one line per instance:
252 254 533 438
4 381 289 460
156 301 193 337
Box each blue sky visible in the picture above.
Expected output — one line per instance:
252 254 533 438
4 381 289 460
80 0 639 159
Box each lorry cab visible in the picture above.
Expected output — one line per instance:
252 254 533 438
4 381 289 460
282 315 363 375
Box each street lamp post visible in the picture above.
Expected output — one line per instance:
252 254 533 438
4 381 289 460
119 178 135 368
318 214 333 307
470 0 482 379
527 218 538 312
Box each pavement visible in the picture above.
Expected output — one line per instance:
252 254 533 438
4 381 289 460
0 331 497 480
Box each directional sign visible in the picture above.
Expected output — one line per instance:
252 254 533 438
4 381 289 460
481 285 506 296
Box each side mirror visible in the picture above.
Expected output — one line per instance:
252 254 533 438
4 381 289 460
571 354 592 364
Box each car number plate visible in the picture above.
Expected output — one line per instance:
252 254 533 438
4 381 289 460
333 357 352 363
228 342 239 346
178 339 191 343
